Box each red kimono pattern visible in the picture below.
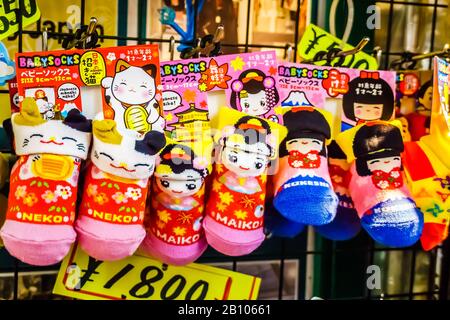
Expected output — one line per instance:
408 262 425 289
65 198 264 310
7 154 81 225
79 164 147 225
148 183 205 246
205 164 266 231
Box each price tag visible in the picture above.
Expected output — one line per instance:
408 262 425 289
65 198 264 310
0 0 41 40
53 243 261 300
298 24 378 70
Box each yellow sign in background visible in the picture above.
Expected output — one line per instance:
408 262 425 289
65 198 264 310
298 24 378 70
53 244 261 300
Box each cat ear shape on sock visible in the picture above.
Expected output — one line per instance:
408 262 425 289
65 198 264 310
91 119 166 179
12 97 91 159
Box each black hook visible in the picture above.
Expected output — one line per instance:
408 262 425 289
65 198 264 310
62 17 100 50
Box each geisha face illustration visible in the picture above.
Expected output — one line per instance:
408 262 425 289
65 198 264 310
366 155 401 173
354 103 383 121
230 69 279 118
156 169 203 197
286 137 324 155
221 140 270 177
240 91 269 116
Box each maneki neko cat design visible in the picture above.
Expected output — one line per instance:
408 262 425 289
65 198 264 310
0 98 91 266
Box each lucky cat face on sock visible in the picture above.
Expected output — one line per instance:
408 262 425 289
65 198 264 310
111 60 156 106
13 98 91 159
91 120 165 180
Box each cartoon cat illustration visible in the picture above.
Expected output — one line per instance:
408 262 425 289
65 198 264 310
12 99 91 185
101 59 165 133
0 97 91 266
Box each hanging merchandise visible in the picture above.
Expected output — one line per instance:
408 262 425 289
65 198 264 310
0 98 92 266
75 120 166 261
272 106 337 226
395 70 433 141
264 198 306 238
0 41 16 86
203 107 287 256
15 44 164 132
315 141 361 241
159 1 206 53
160 51 280 130
403 57 450 251
336 121 424 248
276 63 396 131
141 138 213 266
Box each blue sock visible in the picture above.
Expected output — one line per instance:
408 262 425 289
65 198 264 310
273 175 338 225
361 198 424 247
315 194 361 240
265 200 305 238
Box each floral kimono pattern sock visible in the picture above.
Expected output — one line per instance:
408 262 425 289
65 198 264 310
141 140 211 266
203 107 287 256
0 98 91 266
75 120 165 261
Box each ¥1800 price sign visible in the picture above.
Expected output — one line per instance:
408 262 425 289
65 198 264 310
53 243 261 300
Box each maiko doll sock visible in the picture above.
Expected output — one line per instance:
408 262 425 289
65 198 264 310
0 98 91 266
273 107 338 225
315 141 361 241
141 139 212 266
336 121 424 247
203 107 287 256
75 120 165 261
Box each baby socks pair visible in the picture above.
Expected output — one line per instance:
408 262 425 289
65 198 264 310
315 141 361 241
141 138 212 265
336 121 423 247
203 107 287 256
0 98 91 265
272 107 338 226
75 120 166 261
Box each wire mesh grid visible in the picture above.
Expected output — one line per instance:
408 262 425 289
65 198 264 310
0 0 449 301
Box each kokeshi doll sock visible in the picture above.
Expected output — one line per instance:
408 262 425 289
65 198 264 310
315 141 361 241
273 107 338 226
141 140 212 265
264 176 305 238
75 120 165 261
203 107 287 256
336 121 424 247
0 98 91 266
264 198 305 238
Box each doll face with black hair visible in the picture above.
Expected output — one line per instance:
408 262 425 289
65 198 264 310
231 69 279 117
417 80 433 115
354 103 384 121
343 74 394 123
156 170 203 198
367 155 401 173
286 137 324 155
221 134 271 177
